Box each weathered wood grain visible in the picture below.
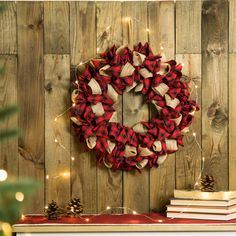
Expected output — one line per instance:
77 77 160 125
70 2 96 66
122 1 149 213
44 2 69 54
70 2 97 214
229 54 236 190
148 1 175 60
176 1 201 54
202 0 229 190
175 54 201 190
229 0 236 53
44 54 71 207
96 2 123 213
17 2 44 213
0 2 16 54
0 55 18 177
148 1 175 212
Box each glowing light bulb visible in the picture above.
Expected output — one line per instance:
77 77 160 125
54 138 58 143
195 182 199 186
0 169 8 182
62 172 70 178
21 214 25 220
45 206 48 209
146 28 150 32
124 17 131 22
75 80 79 84
71 156 75 161
158 219 163 223
85 218 89 222
72 103 76 107
181 63 185 67
132 211 137 215
54 118 58 122
195 85 198 89
202 156 205 162
160 46 164 50
79 62 83 66
106 25 111 30
96 47 100 53
1 223 12 235
106 206 111 210
192 132 196 137
46 175 49 180
15 192 24 202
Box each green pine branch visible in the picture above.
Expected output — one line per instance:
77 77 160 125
0 106 18 122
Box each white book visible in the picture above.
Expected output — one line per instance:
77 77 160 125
167 212 236 221
170 198 236 207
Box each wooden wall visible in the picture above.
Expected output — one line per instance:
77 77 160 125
0 0 235 214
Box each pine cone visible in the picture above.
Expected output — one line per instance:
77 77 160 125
45 200 60 220
200 175 215 192
67 198 83 217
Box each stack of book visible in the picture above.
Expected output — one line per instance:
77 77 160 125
167 190 236 220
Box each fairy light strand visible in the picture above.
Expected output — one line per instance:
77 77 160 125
44 15 206 222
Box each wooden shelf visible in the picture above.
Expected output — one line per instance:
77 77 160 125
13 223 236 233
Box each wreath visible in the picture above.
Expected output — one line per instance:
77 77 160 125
70 43 199 172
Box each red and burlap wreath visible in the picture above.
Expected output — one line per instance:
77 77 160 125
70 43 199 172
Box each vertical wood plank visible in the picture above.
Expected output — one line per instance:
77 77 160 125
229 54 236 190
175 54 201 190
44 54 71 207
0 2 16 54
229 0 236 53
70 2 97 214
17 2 44 213
202 1 229 190
122 1 149 213
96 2 123 213
148 1 175 212
44 2 69 54
229 1 236 190
176 1 201 54
0 55 18 176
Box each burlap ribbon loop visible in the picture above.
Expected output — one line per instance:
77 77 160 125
133 51 146 66
88 78 102 95
139 68 153 79
158 62 171 75
91 102 105 117
151 100 162 111
86 136 97 149
171 114 182 126
132 123 147 134
136 159 148 169
120 62 135 77
70 117 81 126
124 145 137 157
99 65 111 77
152 83 169 97
157 154 167 165
165 139 178 151
107 84 118 103
103 158 113 168
134 83 144 92
71 89 79 103
165 94 180 109
106 140 116 154
152 140 162 152
139 146 154 156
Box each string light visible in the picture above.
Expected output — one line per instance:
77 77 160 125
21 214 25 220
48 17 205 222
0 169 7 182
15 192 24 202
1 222 12 236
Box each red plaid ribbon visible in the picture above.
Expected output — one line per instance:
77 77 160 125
70 43 199 171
